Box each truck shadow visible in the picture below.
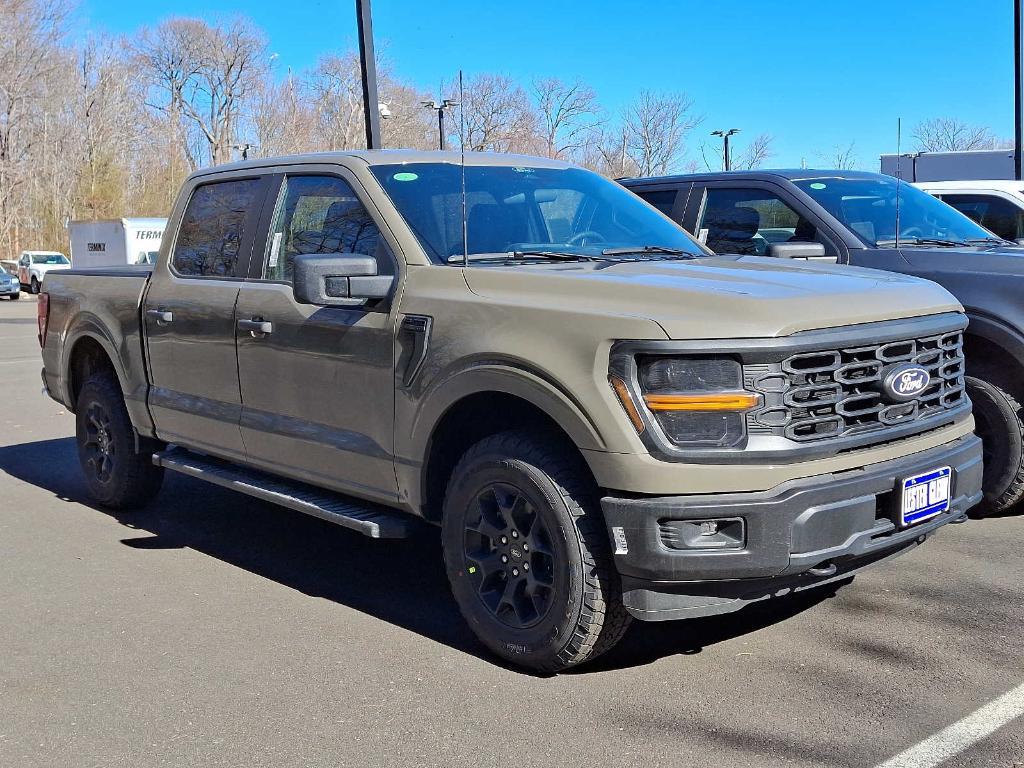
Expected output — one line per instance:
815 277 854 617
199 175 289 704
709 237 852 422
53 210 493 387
0 436 839 675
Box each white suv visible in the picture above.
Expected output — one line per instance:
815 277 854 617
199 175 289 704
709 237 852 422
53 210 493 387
915 180 1024 244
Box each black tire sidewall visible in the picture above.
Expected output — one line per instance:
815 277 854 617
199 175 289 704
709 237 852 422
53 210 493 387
76 375 143 508
442 453 588 669
30 278 39 294
966 375 1024 508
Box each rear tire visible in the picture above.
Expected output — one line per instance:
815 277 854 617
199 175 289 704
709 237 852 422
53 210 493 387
441 430 631 673
966 375 1024 516
76 371 164 510
30 277 39 294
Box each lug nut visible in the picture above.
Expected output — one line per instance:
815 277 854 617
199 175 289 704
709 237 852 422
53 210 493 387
522 544 529 552
512 568 519 577
511 531 519 539
501 555 508 563
500 536 508 544
523 563 529 571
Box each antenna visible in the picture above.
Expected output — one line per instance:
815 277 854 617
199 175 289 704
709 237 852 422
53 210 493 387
460 70 468 267
894 118 902 250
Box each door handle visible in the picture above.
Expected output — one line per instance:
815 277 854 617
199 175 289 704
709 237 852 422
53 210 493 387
238 318 273 336
146 309 173 324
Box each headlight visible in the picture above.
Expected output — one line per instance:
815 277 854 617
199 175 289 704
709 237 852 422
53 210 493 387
613 356 760 449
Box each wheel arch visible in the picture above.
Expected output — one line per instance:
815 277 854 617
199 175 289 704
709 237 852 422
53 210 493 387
409 365 608 523
963 313 1024 400
63 328 126 412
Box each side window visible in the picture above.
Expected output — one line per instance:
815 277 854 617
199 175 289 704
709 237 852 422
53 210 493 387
941 194 1024 241
173 179 262 277
698 187 818 256
264 175 382 283
635 189 678 218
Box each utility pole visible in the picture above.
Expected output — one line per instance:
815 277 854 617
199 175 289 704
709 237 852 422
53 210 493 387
1016 0 1023 179
711 128 740 171
356 0 382 150
422 100 458 150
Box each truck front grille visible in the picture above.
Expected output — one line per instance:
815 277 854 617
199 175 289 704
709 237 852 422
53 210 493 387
745 330 966 444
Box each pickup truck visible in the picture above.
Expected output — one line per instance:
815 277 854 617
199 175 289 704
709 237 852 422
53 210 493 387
41 151 982 672
622 170 1024 515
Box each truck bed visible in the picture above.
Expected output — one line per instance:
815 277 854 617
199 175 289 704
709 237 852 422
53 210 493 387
41 268 155 436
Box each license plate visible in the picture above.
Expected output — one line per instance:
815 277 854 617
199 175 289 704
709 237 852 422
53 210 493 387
900 466 951 527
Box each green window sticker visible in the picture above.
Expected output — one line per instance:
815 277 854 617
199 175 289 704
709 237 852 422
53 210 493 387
810 182 827 190
393 172 418 182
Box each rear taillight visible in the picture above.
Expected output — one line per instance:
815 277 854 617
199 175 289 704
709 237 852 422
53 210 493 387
37 293 49 348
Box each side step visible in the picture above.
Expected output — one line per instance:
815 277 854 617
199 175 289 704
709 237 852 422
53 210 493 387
153 447 415 539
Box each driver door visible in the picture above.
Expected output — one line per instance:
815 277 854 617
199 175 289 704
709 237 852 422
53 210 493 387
235 168 400 504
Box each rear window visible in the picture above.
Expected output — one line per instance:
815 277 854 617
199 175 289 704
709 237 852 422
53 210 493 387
173 179 262 277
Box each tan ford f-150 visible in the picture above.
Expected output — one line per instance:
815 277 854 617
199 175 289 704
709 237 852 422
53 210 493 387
39 150 983 672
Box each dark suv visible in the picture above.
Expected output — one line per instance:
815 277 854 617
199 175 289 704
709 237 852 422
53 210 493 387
621 170 1024 514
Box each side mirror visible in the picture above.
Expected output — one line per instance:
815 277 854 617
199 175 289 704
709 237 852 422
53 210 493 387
292 253 394 307
766 242 828 259
1014 238 1024 247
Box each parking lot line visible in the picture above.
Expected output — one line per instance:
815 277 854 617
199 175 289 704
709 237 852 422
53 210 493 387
874 681 1024 768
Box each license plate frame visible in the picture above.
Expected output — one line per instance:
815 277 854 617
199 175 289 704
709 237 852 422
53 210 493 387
898 466 952 528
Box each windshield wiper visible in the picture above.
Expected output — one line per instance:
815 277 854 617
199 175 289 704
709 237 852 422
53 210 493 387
964 236 1016 247
876 237 968 248
446 250 594 264
600 245 697 258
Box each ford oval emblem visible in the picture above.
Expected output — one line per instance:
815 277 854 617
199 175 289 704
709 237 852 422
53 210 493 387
881 363 931 403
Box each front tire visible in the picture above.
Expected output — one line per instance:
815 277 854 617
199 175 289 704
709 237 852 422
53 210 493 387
441 430 631 673
10 292 19 300
76 372 164 510
30 276 40 294
966 375 1024 515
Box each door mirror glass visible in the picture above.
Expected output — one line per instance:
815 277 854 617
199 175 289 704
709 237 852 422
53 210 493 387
292 253 394 307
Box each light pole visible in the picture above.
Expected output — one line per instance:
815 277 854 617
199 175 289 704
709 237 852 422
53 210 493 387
711 128 740 171
422 99 457 150
356 0 382 149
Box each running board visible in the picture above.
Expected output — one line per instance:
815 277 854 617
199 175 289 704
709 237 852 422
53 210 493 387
153 448 415 539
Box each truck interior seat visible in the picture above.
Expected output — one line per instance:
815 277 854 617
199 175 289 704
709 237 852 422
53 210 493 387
706 206 761 255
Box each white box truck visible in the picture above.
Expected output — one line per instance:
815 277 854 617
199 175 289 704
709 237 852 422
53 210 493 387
69 218 167 269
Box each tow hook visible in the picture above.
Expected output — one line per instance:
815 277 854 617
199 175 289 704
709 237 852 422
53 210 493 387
806 561 838 578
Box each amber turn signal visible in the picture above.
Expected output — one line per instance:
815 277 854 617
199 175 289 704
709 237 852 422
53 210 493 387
610 376 646 433
642 392 760 412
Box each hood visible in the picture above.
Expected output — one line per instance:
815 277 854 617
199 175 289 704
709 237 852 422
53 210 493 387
463 255 963 339
898 243 1024 268
32 263 71 275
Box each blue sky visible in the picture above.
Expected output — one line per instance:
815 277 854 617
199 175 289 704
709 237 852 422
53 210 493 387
78 0 1014 169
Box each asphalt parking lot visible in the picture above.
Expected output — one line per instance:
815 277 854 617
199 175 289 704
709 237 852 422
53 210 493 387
0 294 1021 768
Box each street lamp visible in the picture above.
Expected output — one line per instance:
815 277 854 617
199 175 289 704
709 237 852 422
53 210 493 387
711 128 740 171
422 99 458 150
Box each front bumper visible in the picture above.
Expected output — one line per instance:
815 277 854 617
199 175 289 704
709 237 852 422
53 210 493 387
600 434 983 621
0 282 19 295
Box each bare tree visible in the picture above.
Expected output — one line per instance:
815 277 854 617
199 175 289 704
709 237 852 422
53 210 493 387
733 133 774 170
819 141 858 170
621 90 700 176
135 17 270 167
531 77 601 160
454 73 536 153
912 117 995 152
0 0 71 257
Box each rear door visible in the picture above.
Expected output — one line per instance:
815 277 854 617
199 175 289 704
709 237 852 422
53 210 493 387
144 175 271 460
234 167 401 503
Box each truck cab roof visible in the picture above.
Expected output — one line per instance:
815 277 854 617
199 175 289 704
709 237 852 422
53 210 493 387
189 150 573 181
621 169 891 185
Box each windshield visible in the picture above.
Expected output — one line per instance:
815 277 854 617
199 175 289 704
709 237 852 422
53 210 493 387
32 254 69 264
794 177 997 247
370 163 707 263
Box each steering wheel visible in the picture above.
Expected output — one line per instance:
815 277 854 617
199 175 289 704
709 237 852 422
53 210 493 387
901 227 925 240
567 230 607 246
